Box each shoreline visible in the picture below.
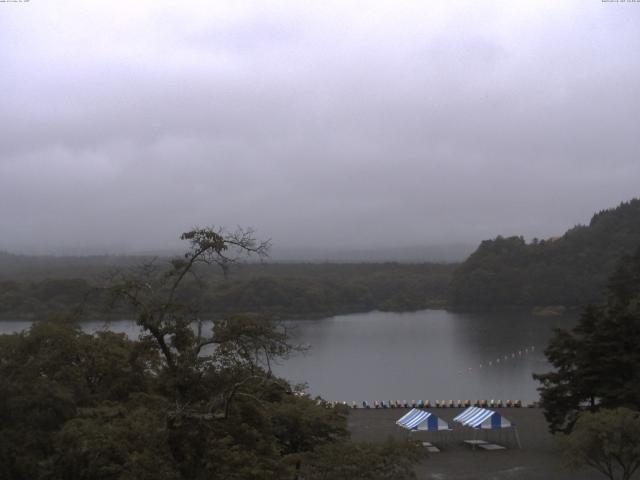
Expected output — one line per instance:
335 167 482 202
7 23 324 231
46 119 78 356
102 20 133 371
0 304 578 323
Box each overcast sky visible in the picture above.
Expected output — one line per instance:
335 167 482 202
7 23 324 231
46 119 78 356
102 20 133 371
1 0 639 255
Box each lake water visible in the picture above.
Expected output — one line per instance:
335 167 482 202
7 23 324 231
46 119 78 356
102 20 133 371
0 309 575 403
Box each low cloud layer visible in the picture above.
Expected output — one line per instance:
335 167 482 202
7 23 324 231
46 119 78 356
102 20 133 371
1 1 639 254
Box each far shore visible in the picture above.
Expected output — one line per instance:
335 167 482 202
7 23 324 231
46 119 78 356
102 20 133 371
0 304 581 323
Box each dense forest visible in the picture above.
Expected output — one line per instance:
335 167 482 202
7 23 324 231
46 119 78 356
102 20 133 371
0 256 454 320
534 246 640 433
450 199 640 309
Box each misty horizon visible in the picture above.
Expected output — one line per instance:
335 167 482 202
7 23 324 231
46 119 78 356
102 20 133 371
0 241 477 263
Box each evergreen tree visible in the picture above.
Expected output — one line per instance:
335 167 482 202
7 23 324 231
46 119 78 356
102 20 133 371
534 247 640 432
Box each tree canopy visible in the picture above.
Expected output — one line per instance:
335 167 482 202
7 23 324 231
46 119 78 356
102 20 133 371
558 408 640 480
534 247 640 433
450 199 640 308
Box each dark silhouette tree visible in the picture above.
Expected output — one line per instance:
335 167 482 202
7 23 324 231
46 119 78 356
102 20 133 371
534 247 640 433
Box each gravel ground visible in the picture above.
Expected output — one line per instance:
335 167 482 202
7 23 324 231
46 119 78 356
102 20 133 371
348 408 604 480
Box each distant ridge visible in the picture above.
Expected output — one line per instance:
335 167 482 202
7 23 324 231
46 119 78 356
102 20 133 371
450 198 640 308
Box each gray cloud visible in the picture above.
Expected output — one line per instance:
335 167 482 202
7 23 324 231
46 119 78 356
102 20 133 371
1 0 639 254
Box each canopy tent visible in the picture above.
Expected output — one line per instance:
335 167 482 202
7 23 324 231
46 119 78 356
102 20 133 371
453 406 513 429
396 409 451 431
453 406 521 448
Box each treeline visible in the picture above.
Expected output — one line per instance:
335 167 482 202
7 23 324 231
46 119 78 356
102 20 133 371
203 263 453 316
450 198 640 308
0 262 455 319
0 252 149 281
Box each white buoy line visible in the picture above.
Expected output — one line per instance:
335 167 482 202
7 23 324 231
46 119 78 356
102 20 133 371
457 345 537 375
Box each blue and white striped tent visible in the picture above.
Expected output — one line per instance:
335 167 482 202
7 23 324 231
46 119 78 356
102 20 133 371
453 406 513 429
396 409 451 431
453 406 521 448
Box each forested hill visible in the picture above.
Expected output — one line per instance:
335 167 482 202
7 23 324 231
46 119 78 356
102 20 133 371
0 259 454 320
450 198 640 308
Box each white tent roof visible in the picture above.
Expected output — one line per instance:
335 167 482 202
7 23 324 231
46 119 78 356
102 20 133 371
396 408 451 431
453 406 514 429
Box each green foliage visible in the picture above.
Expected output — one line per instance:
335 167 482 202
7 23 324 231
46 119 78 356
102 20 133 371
269 396 349 457
54 399 179 480
451 199 640 308
2 228 428 479
557 408 640 480
534 248 640 433
0 317 156 480
0 315 353 479
0 262 454 319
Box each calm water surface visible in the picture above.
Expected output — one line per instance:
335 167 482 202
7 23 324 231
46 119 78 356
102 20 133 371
0 309 575 402
275 309 575 402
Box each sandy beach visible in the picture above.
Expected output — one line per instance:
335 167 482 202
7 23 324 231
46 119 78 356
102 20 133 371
348 407 603 479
